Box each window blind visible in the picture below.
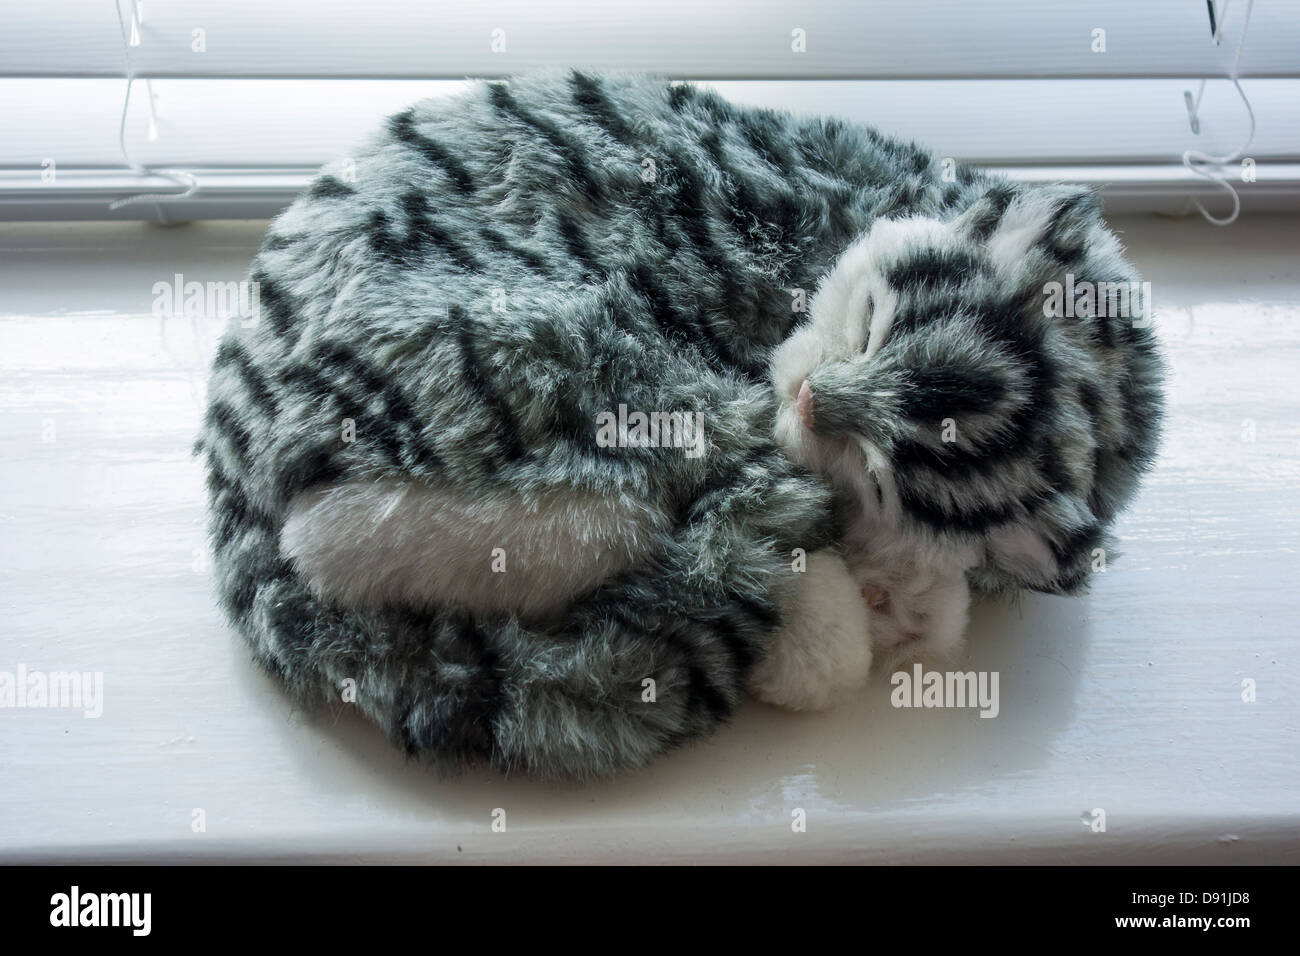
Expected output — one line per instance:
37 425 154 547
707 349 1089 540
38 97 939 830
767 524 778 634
2 0 1296 221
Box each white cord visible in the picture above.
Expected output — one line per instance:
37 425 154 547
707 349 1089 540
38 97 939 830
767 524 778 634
108 0 199 214
1182 0 1256 226
1183 0 1231 135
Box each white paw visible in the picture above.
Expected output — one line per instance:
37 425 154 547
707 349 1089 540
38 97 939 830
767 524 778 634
746 550 872 711
860 564 971 671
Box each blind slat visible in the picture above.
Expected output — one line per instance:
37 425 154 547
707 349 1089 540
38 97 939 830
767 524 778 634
6 163 1300 221
3 0 1296 80
2 78 1292 170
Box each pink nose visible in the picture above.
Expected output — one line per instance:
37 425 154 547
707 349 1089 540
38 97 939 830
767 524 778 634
796 379 814 429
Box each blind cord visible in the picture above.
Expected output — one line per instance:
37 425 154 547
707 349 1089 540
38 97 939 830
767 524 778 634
100 1 1257 223
108 0 199 215
1181 0 1256 226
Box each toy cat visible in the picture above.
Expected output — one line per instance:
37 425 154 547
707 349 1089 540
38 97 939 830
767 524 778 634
200 71 1162 777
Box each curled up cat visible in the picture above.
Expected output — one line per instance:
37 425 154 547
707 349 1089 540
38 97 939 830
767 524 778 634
201 71 1163 777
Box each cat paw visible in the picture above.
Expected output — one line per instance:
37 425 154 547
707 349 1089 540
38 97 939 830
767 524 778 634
861 568 971 671
746 550 872 711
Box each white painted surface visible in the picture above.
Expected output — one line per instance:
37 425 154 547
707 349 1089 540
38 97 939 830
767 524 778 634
0 215 1297 863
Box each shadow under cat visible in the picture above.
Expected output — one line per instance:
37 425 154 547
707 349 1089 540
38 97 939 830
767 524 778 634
269 588 1088 823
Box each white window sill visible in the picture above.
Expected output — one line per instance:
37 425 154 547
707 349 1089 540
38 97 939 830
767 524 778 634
1 215 1297 863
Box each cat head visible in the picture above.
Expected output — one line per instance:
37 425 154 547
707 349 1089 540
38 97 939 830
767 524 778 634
771 183 1114 531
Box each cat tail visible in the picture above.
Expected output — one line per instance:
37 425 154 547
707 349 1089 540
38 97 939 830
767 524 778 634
206 446 836 779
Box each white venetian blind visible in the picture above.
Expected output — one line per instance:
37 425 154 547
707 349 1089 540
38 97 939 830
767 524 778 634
1 0 1297 220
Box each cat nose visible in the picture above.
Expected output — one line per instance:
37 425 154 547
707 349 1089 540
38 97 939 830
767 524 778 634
796 379 815 429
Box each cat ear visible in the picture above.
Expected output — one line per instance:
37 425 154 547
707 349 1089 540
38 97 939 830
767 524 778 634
955 183 1102 277
950 182 1021 243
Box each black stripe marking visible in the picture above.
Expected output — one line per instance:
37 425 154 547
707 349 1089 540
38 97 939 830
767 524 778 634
609 603 731 723
898 483 1032 536
207 467 275 551
479 226 554 275
667 82 696 112
406 191 482 270
736 110 799 178
964 182 1018 240
887 334 1057 501
226 556 296 621
568 69 635 146
1077 381 1104 428
451 305 526 465
367 196 482 271
685 662 731 720
311 338 445 470
667 650 730 721
406 192 483 270
431 614 504 759
389 108 476 194
676 446 772 529
701 110 806 256
1047 521 1103 569
698 126 801 259
275 360 402 468
205 461 276 531
366 209 403 262
487 82 601 201
658 147 752 374
205 400 253 470
886 248 984 295
276 443 346 505
708 613 757 675
261 233 302 251
888 300 1058 483
249 271 294 337
625 264 705 359
555 211 606 280
225 573 259 618
548 385 627 462
896 365 1009 421
308 175 356 200
626 267 733 379
214 337 279 419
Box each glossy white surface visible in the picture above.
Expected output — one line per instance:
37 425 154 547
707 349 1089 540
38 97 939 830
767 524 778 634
0 215 1297 863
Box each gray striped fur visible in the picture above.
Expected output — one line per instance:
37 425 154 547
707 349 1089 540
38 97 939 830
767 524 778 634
199 71 1162 777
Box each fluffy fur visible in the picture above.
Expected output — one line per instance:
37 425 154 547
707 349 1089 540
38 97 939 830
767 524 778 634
743 550 873 711
281 479 669 616
771 199 1164 664
198 71 1162 778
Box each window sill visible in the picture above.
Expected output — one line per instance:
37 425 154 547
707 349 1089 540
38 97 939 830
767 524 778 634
1 215 1297 863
